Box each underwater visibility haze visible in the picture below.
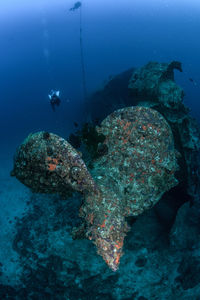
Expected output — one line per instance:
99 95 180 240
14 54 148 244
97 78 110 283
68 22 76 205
1 0 200 299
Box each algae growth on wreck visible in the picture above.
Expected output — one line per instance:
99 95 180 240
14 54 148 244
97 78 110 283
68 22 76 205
1 1 200 299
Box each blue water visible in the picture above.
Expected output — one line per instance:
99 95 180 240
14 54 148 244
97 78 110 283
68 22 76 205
1 1 200 299
1 0 200 150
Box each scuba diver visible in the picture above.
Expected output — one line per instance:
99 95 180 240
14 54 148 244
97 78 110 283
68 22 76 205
48 90 61 112
69 2 81 11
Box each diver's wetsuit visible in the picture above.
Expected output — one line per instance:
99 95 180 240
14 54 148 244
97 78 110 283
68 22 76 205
50 95 61 112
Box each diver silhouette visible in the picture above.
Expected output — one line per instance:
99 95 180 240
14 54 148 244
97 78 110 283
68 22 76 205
69 2 82 11
48 90 61 112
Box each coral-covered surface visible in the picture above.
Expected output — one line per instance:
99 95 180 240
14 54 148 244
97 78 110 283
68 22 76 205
81 106 178 270
12 106 178 271
11 131 97 195
128 61 200 224
2 61 200 299
128 61 183 106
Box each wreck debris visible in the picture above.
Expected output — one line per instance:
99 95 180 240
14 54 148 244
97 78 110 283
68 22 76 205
128 61 200 223
81 106 178 270
12 107 178 271
11 131 97 196
128 61 183 106
12 60 199 271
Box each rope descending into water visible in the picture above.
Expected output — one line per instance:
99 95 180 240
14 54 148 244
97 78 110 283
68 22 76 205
79 3 87 101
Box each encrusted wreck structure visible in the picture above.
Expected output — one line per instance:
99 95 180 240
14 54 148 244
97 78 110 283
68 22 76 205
128 61 200 223
12 61 200 271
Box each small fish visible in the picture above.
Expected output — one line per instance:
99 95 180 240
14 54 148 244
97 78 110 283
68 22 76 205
69 1 82 11
74 122 79 127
